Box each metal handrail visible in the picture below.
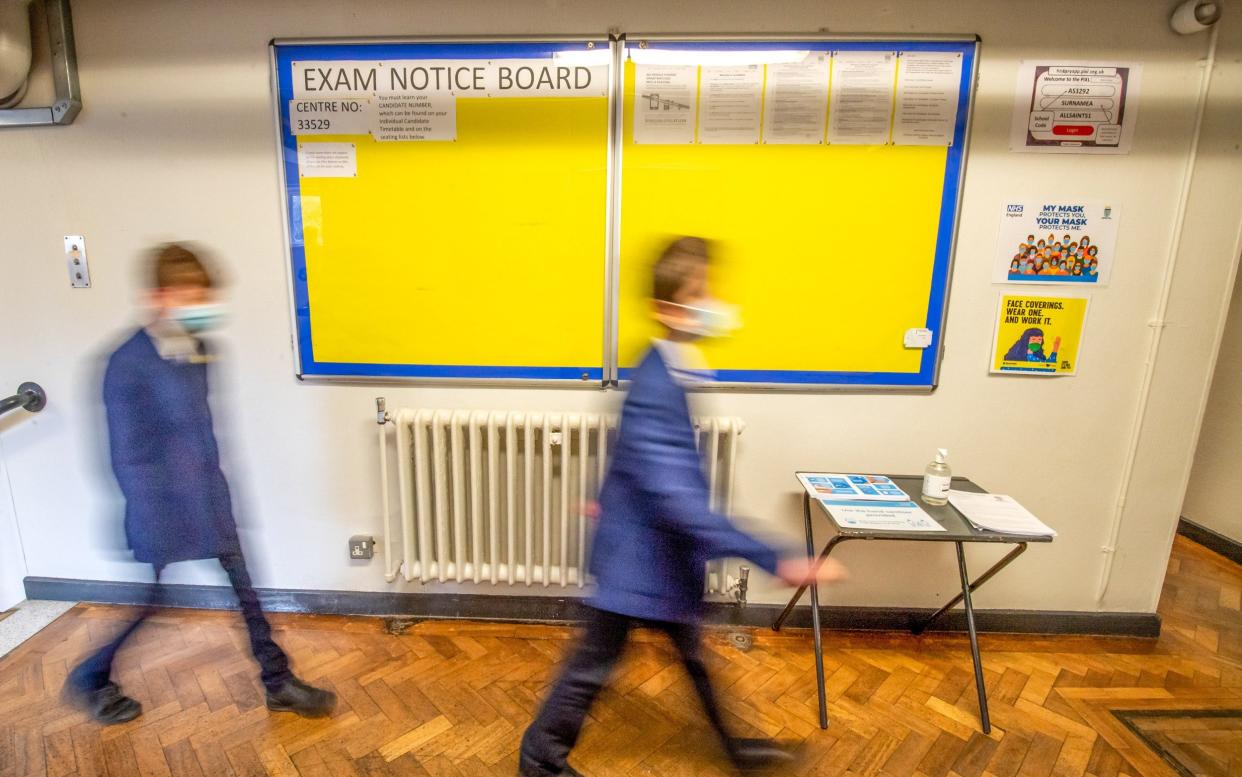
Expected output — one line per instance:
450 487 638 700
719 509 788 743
0 382 46 416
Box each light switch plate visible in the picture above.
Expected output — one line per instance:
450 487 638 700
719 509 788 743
64 235 90 288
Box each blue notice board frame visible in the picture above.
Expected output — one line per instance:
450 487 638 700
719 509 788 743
270 38 612 382
616 37 979 390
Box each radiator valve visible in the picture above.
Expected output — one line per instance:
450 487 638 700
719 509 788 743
727 566 750 608
376 397 388 425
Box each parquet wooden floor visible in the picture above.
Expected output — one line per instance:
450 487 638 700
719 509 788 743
0 534 1238 777
1112 709 1242 777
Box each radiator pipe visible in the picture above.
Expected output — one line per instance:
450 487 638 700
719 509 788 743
1096 24 1219 603
734 566 750 608
0 0 33 108
377 398 398 582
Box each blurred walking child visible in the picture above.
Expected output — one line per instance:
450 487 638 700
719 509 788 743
65 244 337 724
519 237 846 776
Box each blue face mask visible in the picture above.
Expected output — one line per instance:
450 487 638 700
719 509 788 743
169 302 227 333
668 299 739 339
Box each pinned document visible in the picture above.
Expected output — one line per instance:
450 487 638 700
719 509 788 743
635 64 697 144
947 490 1057 537
828 51 897 145
698 65 763 144
892 51 963 146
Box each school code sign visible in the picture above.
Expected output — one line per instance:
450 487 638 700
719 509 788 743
288 59 608 141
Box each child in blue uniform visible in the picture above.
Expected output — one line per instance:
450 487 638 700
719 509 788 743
520 237 845 776
65 244 335 725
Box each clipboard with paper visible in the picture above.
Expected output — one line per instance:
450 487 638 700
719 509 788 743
947 490 1057 537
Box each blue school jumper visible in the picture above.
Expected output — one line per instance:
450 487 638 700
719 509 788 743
103 329 241 565
588 347 780 624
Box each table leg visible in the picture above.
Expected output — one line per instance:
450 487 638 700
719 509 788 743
773 495 845 632
771 493 847 729
796 493 833 728
912 543 1027 635
955 541 991 734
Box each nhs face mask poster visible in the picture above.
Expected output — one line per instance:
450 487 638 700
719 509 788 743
990 294 1089 377
993 201 1119 286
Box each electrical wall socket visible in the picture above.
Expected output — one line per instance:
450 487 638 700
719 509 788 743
349 535 374 560
65 235 91 288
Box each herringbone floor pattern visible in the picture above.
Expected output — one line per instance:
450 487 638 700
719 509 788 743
1 535 1238 776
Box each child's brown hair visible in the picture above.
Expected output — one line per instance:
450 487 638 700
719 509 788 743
651 237 709 303
148 243 220 290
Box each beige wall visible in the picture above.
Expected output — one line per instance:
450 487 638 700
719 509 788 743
0 447 24 610
2 0 1240 615
1184 266 1242 543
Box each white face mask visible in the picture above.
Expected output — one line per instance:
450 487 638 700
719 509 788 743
168 302 228 334
667 299 740 339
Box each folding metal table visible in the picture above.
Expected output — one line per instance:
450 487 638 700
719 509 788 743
772 475 1052 734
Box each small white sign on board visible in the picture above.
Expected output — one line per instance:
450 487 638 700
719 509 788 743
298 142 357 178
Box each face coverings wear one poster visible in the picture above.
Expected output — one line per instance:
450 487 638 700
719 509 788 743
990 294 1089 377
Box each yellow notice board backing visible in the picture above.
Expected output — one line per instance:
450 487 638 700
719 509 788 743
273 39 611 380
616 38 977 387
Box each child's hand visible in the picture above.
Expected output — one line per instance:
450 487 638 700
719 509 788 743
776 557 849 586
580 501 601 520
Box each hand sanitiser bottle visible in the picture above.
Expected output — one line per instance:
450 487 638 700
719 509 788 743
922 448 951 505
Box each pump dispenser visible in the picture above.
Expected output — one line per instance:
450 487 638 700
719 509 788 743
922 448 951 505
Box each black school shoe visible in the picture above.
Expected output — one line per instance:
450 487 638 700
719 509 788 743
64 681 143 725
518 760 584 777
728 737 795 771
265 676 337 717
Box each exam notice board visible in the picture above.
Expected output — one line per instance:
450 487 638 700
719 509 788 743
274 39 975 385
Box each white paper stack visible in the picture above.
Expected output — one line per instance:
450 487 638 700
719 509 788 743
947 490 1057 537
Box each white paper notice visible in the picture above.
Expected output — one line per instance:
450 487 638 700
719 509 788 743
762 54 830 144
893 52 963 146
297 142 357 178
289 58 609 143
821 499 947 533
289 98 373 136
828 51 897 145
1010 62 1142 154
697 65 762 144
903 327 933 349
948 490 1057 537
634 64 697 144
375 93 456 141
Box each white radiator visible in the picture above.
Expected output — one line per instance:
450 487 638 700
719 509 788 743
378 408 745 592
